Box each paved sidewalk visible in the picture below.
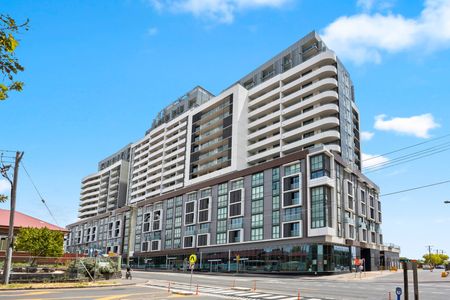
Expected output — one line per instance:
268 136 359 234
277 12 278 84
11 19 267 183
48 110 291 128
312 270 398 281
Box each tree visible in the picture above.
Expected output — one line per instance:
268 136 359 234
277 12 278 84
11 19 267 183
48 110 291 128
0 194 7 202
15 227 64 259
423 253 449 267
0 14 29 100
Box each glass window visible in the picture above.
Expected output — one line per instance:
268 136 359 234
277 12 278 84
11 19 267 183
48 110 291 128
251 199 263 214
272 196 280 210
187 192 197 201
251 228 263 241
272 225 280 239
218 207 227 220
218 183 228 195
216 232 226 244
272 168 280 181
251 172 264 186
231 179 243 190
217 220 227 233
311 186 327 228
251 186 264 200
218 195 228 207
272 210 280 224
310 154 330 179
284 163 300 176
200 188 211 198
251 214 263 228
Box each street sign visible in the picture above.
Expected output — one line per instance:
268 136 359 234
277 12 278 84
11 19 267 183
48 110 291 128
355 258 361 266
189 254 197 264
396 287 402 295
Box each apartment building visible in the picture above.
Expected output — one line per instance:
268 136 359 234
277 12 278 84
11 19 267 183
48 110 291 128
66 31 399 272
78 145 131 219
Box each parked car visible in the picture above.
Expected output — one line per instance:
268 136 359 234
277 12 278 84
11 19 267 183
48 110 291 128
435 265 446 269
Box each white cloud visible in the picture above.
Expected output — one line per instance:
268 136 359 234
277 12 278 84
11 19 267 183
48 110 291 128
357 0 376 11
0 179 10 194
361 131 374 141
148 0 290 23
322 0 450 64
147 27 159 36
362 152 389 169
374 113 439 138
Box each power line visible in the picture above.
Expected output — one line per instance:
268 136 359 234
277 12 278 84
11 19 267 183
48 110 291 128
363 141 450 170
364 147 450 174
20 161 60 226
362 133 450 162
0 149 18 153
380 179 450 197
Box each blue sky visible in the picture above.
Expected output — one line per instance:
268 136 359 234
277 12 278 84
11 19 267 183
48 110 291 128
1 0 450 259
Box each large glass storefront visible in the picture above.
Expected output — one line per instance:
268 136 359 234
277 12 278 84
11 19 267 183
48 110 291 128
130 243 352 274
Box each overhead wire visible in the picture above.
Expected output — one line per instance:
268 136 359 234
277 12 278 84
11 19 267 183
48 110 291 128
362 132 450 162
380 179 450 197
20 161 60 226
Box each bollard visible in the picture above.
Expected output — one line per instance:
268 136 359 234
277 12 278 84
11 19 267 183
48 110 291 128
168 281 171 292
297 288 301 300
253 280 256 292
196 283 199 295
388 291 391 300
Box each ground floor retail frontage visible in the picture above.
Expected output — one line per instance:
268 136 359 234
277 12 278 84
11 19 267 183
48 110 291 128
130 242 400 274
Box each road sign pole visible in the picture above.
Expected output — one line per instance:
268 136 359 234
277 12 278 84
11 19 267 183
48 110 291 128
190 265 194 290
412 262 419 300
403 262 409 300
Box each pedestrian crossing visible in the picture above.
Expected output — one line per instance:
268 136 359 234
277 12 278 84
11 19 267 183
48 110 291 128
144 280 334 300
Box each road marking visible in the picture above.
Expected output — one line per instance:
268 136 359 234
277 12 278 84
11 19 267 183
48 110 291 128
264 296 287 299
21 291 56 296
95 292 156 300
248 293 274 298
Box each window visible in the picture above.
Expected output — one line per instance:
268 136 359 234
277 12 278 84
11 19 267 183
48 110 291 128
310 154 330 179
183 236 194 248
362 229 367 242
143 213 151 232
218 207 227 220
251 199 263 214
174 217 182 227
371 232 376 243
283 191 300 208
218 183 228 195
184 201 196 225
251 228 263 241
141 241 150 252
197 233 209 247
216 233 226 244
187 192 197 201
272 226 280 238
229 189 244 217
228 229 242 243
272 196 280 210
151 240 161 251
152 210 162 231
175 206 182 217
349 225 355 239
166 208 173 219
283 175 300 191
311 186 327 228
251 172 264 186
217 220 227 232
284 163 300 176
272 210 280 224
284 207 301 221
230 179 243 190
198 197 211 223
251 214 263 228
200 188 211 198
114 220 121 237
108 222 113 238
218 195 228 207
283 221 300 237
165 239 172 249
272 168 280 181
251 186 264 200
174 228 181 238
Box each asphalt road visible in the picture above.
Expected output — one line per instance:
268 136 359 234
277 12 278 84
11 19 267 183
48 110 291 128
1 269 449 300
133 268 450 300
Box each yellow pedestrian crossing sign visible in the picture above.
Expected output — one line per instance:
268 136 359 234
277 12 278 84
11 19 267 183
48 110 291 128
189 254 197 264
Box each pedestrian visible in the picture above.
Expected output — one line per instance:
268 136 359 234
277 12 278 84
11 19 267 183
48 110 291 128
126 265 132 280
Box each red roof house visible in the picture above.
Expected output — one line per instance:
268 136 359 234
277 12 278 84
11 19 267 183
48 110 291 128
0 208 67 234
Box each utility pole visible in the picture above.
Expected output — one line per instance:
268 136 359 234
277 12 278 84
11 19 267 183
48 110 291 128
1 151 24 285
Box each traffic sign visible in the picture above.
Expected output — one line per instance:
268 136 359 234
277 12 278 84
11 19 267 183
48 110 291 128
355 258 361 266
189 254 197 264
395 287 402 296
